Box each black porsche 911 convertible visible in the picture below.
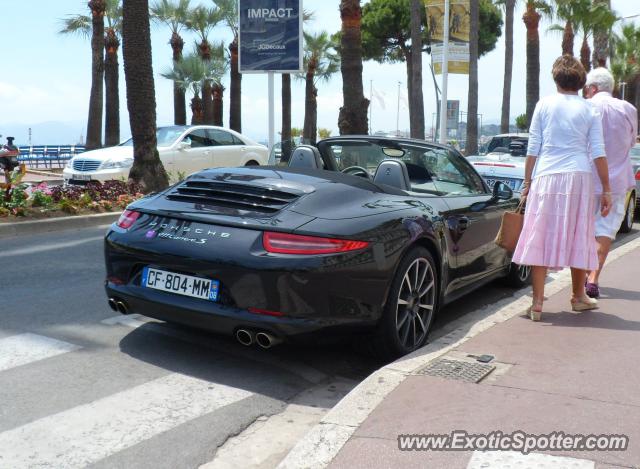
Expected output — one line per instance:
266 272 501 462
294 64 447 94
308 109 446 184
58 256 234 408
104 136 531 358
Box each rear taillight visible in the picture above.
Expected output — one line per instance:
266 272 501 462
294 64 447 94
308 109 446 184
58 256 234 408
635 169 640 181
116 210 140 229
263 232 369 255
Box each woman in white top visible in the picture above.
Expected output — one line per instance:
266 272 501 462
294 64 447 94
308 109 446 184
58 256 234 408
512 55 612 320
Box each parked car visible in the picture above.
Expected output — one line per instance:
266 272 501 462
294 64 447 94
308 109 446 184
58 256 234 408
467 133 529 192
630 143 640 218
63 125 268 184
104 136 532 359
469 135 637 231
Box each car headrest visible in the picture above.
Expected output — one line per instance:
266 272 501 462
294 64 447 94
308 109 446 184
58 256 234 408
373 159 411 191
288 145 323 169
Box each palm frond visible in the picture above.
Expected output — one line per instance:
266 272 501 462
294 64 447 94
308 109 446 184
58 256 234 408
59 14 91 38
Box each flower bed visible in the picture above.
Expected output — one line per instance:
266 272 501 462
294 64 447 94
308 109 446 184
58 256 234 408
0 181 144 221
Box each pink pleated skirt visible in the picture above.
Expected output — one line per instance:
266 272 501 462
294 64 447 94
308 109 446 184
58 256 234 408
512 171 598 271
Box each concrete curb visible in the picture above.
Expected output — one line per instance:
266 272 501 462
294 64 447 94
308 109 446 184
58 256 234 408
277 233 640 469
0 212 120 238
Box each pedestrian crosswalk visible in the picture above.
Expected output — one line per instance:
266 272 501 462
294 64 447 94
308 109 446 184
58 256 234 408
0 315 326 469
0 333 80 372
0 374 252 468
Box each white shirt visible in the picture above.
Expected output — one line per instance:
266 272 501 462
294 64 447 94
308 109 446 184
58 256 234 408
527 93 606 179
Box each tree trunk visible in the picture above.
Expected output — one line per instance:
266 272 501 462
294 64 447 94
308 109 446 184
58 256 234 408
212 84 224 126
122 0 168 192
87 0 105 150
281 74 292 163
198 40 214 125
466 0 479 155
171 31 186 125
104 28 120 146
338 0 369 135
501 0 515 133
229 37 242 132
409 0 425 139
405 49 414 126
592 0 611 67
190 93 203 124
303 66 317 144
580 36 591 72
562 20 574 56
523 3 541 128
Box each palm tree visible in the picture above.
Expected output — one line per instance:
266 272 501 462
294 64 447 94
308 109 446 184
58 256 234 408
466 0 479 155
186 5 222 125
611 23 640 120
87 1 105 150
61 0 121 148
299 32 340 145
338 0 369 135
213 0 241 132
151 0 191 126
122 0 168 191
575 1 616 72
409 0 425 139
282 10 313 162
592 0 611 68
523 1 551 127
498 0 516 133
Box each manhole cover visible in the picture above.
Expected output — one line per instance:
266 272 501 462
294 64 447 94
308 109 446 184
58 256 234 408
416 358 495 383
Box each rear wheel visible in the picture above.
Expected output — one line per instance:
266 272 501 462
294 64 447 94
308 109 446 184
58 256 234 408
503 262 532 288
619 193 635 234
367 247 438 360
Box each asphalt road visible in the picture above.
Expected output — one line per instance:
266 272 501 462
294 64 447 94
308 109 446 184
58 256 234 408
0 222 636 468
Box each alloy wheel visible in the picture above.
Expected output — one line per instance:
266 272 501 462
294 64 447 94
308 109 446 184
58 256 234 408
517 264 531 283
395 258 436 350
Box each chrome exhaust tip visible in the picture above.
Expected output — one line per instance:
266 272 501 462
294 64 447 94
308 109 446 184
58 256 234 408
255 332 282 349
108 298 118 312
236 329 254 346
116 301 128 315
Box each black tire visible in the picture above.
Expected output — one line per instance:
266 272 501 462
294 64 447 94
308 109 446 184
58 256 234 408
366 247 439 360
503 262 532 288
618 193 635 234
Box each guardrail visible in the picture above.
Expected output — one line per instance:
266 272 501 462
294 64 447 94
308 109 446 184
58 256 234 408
17 145 86 169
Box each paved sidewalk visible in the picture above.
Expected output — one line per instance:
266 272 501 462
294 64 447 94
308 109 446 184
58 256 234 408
327 245 640 468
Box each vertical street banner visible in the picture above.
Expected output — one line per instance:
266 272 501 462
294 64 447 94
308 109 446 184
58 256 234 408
424 0 470 74
238 0 303 73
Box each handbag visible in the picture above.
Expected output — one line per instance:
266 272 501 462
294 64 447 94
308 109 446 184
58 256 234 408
494 199 526 253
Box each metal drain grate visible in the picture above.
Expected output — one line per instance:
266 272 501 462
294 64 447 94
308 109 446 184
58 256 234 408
416 358 495 383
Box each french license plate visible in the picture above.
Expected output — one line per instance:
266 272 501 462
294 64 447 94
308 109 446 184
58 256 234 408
485 178 517 190
72 174 92 181
141 267 219 302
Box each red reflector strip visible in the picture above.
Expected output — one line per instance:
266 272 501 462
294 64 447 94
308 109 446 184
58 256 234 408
107 276 124 285
263 232 369 255
636 170 640 181
116 210 140 229
248 307 284 317
472 162 516 168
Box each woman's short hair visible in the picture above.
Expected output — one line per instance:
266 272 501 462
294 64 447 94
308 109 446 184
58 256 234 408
586 67 615 93
552 55 587 91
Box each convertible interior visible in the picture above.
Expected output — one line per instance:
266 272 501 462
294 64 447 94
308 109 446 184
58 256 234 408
283 140 485 197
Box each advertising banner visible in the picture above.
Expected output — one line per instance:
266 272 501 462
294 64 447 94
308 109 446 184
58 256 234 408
238 0 303 73
424 0 470 74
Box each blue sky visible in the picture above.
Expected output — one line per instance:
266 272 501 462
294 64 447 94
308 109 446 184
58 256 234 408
0 0 638 144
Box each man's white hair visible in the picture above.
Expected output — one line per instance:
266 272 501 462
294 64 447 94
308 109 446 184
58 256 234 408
586 67 615 93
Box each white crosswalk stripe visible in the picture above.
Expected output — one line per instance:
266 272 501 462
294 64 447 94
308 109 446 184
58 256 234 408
0 333 80 372
101 313 148 328
0 373 253 469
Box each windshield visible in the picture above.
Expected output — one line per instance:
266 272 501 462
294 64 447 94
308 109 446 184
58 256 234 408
487 136 528 155
119 127 187 147
326 141 486 196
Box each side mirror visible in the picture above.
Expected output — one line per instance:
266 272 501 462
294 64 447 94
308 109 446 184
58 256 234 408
492 181 513 201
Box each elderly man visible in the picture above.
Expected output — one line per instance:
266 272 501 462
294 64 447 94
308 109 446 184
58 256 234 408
584 68 638 298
